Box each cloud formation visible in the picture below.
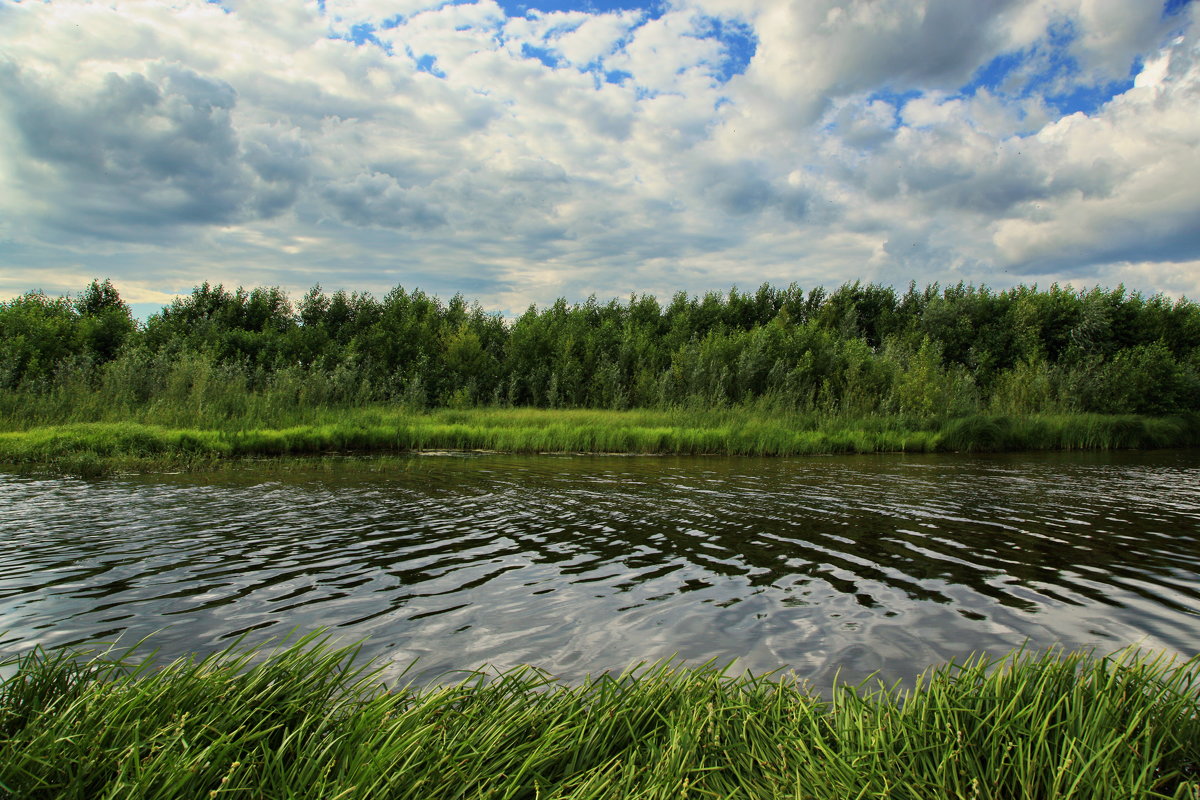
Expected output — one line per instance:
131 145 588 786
1 0 1198 312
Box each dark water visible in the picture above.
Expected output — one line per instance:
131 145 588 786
2 450 1199 686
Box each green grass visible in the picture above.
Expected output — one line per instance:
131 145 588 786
0 406 1197 476
2 634 1198 799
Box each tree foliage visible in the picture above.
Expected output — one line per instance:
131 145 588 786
2 279 1197 417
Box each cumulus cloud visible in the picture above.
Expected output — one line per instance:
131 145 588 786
1 60 255 238
0 0 1198 311
989 29 1200 275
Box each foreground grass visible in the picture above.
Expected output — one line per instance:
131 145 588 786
0 406 1198 476
2 635 1198 799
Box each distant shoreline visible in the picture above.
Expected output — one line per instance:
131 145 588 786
2 406 1197 477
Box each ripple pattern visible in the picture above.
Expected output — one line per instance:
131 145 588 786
2 450 1198 684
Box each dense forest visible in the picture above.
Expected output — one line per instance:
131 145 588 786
1 278 1198 423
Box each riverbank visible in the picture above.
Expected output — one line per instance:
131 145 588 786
1 407 1198 476
2 635 1197 799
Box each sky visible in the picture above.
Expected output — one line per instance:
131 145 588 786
1 0 1198 319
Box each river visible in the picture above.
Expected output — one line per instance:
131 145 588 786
2 450 1198 686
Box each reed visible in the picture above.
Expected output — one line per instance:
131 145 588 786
937 412 1200 452
2 634 1197 799
1 408 1196 476
0 418 899 474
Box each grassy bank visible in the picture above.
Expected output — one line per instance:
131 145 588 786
1 406 1198 476
2 635 1198 799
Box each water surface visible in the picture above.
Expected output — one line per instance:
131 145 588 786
2 450 1198 685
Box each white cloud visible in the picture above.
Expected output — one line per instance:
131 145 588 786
723 0 1025 132
990 28 1200 275
322 0 444 29
1 0 1198 312
553 11 640 66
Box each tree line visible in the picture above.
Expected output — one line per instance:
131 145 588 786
2 278 1197 418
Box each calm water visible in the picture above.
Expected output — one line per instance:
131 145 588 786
2 450 1199 686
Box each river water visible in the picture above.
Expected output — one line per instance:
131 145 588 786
2 450 1198 686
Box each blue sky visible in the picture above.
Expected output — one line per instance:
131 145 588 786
2 0 1199 318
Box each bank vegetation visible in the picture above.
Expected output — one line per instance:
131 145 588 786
2 279 1197 471
2 635 1197 799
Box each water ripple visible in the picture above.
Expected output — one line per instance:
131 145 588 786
2 450 1199 684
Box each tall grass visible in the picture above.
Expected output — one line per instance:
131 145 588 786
2 635 1198 799
1 407 1197 476
937 412 1200 452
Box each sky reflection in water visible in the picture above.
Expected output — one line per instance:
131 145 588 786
2 449 1198 687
